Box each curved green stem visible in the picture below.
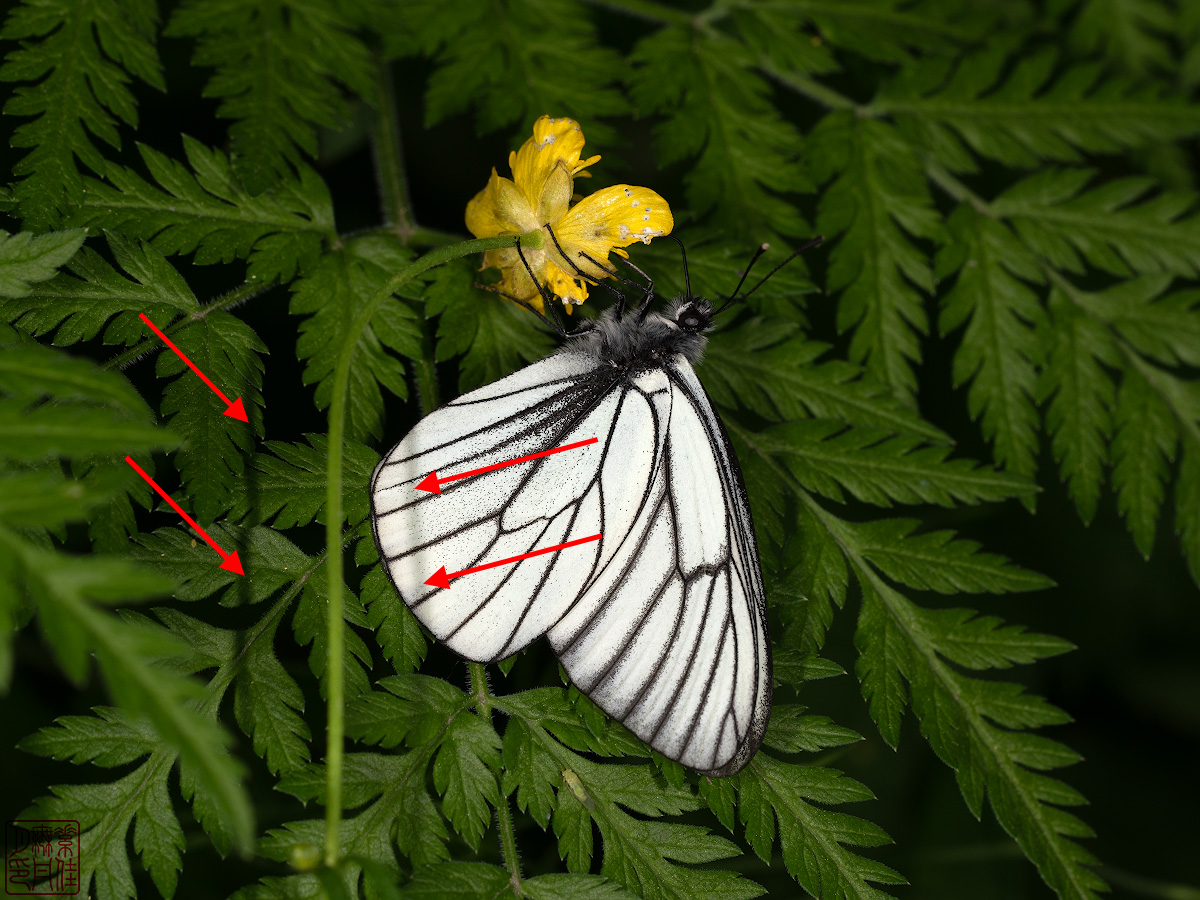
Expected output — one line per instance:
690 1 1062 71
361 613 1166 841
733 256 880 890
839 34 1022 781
322 230 543 866
470 662 523 896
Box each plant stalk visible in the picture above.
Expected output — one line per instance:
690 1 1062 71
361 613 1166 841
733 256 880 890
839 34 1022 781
469 662 523 896
322 231 543 865
369 49 416 242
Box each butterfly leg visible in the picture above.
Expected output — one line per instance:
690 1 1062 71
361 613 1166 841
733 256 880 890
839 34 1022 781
513 237 596 338
543 225 646 322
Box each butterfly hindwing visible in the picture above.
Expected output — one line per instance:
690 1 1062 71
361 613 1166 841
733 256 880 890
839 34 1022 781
548 359 770 775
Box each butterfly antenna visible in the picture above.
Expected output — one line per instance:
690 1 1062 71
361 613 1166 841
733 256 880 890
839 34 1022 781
717 235 825 315
714 243 771 315
667 234 691 298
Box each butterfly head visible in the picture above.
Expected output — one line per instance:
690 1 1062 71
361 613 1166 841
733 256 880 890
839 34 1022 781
672 298 714 334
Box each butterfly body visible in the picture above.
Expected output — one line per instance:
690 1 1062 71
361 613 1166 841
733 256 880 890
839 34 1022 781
370 293 772 776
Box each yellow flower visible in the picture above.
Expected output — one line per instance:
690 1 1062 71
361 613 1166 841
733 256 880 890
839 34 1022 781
465 115 674 313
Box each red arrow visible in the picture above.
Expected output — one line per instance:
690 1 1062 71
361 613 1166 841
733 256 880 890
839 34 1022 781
138 313 249 422
425 533 602 589
124 456 245 575
416 437 598 494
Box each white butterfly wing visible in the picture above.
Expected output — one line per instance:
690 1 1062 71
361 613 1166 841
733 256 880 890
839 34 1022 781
370 350 770 775
547 358 771 776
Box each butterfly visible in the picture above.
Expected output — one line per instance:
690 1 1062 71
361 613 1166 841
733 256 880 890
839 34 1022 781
369 234 820 776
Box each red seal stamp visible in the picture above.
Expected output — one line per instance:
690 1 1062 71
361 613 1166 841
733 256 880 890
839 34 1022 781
4 821 81 896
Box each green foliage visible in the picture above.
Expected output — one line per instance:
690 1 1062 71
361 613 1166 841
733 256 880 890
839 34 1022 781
390 0 627 141
166 0 373 194
71 137 336 284
0 0 163 229
3 0 1199 899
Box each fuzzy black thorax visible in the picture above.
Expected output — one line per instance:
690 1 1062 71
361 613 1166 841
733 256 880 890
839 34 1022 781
569 297 714 368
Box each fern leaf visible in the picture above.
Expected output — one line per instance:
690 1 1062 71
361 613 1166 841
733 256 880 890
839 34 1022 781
20 706 158 767
3 232 198 349
1083 276 1200 368
761 705 862 754
233 615 312 776
0 228 84 296
936 204 1045 480
733 419 1100 895
167 0 372 193
433 714 503 851
291 235 422 442
427 258 555 394
498 689 761 899
309 676 483 867
793 0 997 63
21 759 182 900
1122 355 1200 578
918 605 1075 670
770 504 849 653
848 518 1054 594
0 341 170 698
810 112 942 401
730 4 837 80
232 434 379 528
0 0 163 228
992 167 1200 279
361 565 428 675
72 137 335 283
7 541 253 855
1039 285 1120 523
0 338 159 552
747 420 1034 507
158 309 265 522
525 873 640 900
1059 0 1174 77
856 574 1105 897
293 573 373 703
629 26 810 239
392 0 627 142
736 753 903 899
1184 0 1200 89
878 47 1200 171
701 321 947 442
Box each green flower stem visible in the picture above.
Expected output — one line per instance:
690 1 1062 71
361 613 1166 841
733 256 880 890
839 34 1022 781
415 315 442 415
100 281 269 371
369 49 416 242
469 662 524 896
322 230 544 866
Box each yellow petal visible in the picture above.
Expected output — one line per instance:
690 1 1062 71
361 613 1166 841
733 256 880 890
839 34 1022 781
510 116 598 223
465 168 538 238
544 261 589 305
550 185 674 279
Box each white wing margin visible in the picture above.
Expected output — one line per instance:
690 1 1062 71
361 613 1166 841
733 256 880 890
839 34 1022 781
547 357 771 776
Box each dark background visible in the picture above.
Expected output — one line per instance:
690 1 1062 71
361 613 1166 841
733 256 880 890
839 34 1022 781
2 5 1198 899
